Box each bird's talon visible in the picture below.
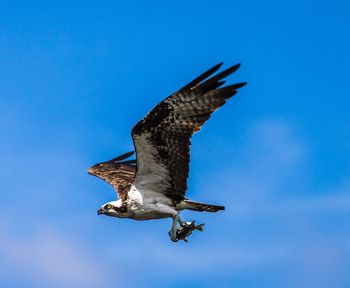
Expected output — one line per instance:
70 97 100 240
171 237 179 242
169 230 179 242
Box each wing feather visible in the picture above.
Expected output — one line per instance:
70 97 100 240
88 151 136 201
131 63 246 201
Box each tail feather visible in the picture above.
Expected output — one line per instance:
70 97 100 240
182 200 225 212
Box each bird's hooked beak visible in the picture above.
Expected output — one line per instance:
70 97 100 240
97 208 104 215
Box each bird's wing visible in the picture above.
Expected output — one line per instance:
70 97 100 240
131 63 246 201
87 151 136 201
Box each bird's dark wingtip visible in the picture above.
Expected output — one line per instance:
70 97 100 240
233 81 247 89
110 151 135 162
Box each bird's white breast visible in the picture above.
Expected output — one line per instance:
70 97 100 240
126 185 177 220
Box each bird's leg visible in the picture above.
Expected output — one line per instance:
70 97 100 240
177 216 187 227
169 214 180 242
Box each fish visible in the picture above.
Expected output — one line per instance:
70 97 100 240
169 221 205 242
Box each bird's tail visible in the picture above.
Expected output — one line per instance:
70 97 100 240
181 200 225 212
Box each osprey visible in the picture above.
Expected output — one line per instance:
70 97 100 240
88 63 246 242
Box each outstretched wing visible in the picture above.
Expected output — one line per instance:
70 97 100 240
132 63 246 201
87 151 136 201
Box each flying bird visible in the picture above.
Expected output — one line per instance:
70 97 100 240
88 62 246 242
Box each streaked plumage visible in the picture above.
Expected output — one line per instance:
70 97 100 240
88 151 136 202
88 62 246 242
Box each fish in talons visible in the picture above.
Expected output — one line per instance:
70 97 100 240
169 221 205 242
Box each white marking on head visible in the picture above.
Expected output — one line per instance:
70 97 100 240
98 199 124 218
104 200 122 208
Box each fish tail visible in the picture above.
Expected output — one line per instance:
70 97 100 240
196 223 205 232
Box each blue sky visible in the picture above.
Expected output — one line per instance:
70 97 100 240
1 0 350 287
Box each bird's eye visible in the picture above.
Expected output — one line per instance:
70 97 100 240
105 204 112 209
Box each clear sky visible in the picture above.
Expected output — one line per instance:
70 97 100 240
1 1 349 287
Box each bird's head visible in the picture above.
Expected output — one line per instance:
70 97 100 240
97 200 127 217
